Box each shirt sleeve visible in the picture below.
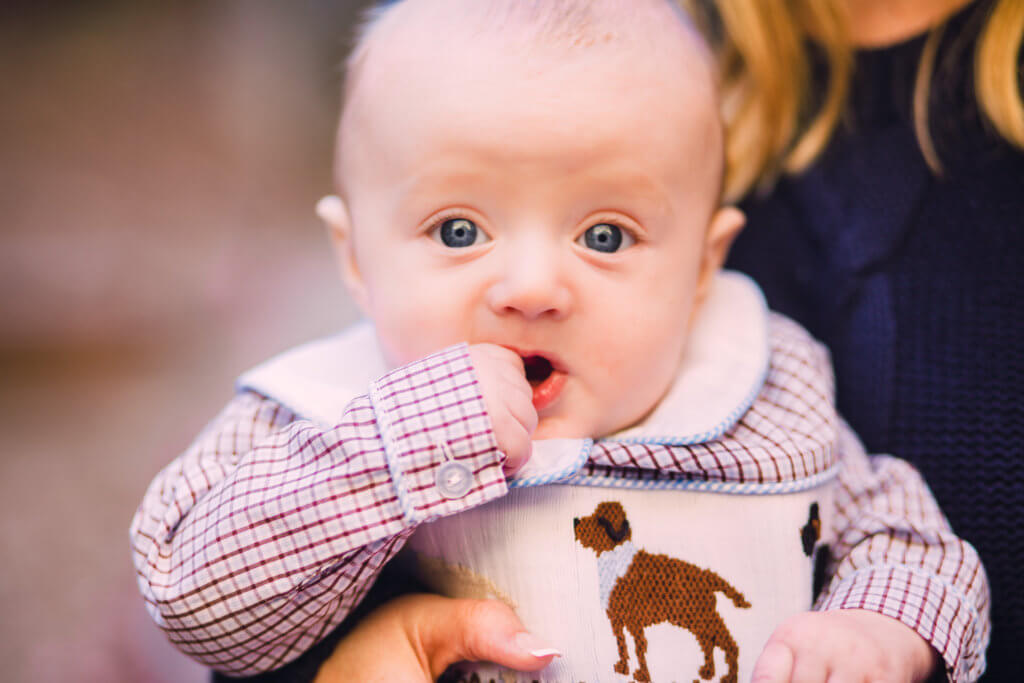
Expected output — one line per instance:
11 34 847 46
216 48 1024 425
129 344 508 676
815 421 991 683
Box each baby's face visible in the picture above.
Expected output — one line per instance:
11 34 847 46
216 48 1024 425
332 4 738 439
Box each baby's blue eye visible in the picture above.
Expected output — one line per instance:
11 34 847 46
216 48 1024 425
435 218 489 248
578 223 635 253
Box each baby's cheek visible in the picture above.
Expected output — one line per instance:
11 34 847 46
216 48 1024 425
610 331 685 423
373 309 460 369
371 310 428 368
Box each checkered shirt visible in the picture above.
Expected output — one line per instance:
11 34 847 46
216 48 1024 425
130 314 989 680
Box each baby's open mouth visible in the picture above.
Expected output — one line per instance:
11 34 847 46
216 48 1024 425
521 354 567 411
524 355 553 385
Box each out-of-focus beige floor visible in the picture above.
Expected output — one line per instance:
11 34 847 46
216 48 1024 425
0 2 368 680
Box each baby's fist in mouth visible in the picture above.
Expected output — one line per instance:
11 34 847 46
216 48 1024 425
468 344 537 475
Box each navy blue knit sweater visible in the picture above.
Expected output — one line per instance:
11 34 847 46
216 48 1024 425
728 5 1023 679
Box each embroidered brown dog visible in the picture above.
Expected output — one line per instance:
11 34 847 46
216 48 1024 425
574 501 750 683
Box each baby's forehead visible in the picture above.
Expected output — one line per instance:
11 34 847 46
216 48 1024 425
346 0 711 93
337 0 724 197
357 0 660 52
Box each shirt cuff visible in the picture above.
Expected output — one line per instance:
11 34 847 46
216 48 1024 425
816 564 986 683
369 343 508 524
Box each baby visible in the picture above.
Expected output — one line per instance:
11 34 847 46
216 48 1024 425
131 0 987 681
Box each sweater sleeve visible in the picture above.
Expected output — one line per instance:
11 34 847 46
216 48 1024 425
814 421 991 683
129 344 508 676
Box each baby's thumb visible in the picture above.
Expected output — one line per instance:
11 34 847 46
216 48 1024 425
424 598 560 677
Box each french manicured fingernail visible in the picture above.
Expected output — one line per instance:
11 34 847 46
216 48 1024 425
514 632 561 658
315 195 343 221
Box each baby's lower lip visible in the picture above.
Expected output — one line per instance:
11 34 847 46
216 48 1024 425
531 370 567 411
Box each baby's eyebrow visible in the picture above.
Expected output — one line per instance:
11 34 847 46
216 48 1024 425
389 157 683 232
577 171 677 219
394 169 493 215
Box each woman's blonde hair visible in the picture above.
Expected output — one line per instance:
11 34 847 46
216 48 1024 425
685 0 1024 201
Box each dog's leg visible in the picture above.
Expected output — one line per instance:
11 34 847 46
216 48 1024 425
715 621 740 683
628 625 651 682
692 610 741 683
694 628 717 682
609 614 631 676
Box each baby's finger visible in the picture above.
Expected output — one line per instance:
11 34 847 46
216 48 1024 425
500 370 533 405
478 343 525 370
751 640 794 683
789 652 828 683
503 381 538 435
498 362 532 397
499 423 532 475
824 673 853 683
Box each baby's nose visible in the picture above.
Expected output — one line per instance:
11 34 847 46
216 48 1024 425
487 259 571 320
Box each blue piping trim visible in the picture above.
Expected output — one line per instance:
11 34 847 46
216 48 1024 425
560 463 840 495
508 439 593 489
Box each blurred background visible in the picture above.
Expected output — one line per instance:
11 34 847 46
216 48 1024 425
0 2 371 680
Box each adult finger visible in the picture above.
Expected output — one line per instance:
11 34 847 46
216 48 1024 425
418 597 560 677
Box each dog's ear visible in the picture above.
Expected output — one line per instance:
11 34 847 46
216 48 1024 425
595 501 626 525
596 516 631 543
800 502 821 557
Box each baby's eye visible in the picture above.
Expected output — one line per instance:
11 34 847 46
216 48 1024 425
577 223 636 253
432 218 490 248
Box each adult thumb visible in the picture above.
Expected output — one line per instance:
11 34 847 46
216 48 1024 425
418 597 560 678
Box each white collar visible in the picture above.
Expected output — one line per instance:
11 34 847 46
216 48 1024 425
237 270 768 456
237 323 388 430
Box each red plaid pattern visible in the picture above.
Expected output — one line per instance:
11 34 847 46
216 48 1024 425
131 318 989 680
819 424 989 682
132 345 508 673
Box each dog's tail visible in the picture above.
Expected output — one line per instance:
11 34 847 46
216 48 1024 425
707 572 751 609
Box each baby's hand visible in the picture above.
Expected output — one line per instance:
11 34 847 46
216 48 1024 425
752 609 939 682
468 344 537 475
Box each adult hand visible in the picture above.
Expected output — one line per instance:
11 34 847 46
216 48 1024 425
315 594 559 683
751 608 939 683
468 344 537 475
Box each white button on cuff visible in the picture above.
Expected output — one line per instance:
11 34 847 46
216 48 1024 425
436 461 473 499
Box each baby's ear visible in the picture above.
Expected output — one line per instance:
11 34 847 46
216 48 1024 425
695 206 745 306
317 195 368 312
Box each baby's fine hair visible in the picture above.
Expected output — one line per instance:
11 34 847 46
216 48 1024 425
342 0 699 101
